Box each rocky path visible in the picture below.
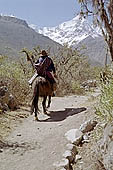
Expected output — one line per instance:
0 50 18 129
0 93 99 170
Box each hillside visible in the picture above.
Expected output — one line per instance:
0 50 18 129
77 36 111 66
37 15 111 66
0 15 61 59
0 15 112 65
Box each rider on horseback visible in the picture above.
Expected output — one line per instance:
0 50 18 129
28 50 57 93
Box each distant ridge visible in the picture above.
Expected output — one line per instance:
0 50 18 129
0 15 61 59
0 15 29 27
0 15 111 66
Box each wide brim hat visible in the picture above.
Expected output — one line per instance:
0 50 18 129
40 50 48 56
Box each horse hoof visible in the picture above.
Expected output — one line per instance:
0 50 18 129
35 116 39 121
31 111 33 115
44 111 50 115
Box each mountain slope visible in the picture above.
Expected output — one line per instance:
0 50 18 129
0 15 61 59
37 15 111 66
37 15 101 46
77 36 109 66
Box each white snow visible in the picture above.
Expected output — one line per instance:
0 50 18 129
35 15 102 46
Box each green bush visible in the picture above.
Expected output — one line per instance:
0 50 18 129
72 81 85 95
53 45 100 96
95 64 113 122
21 46 101 96
0 56 32 104
0 45 101 106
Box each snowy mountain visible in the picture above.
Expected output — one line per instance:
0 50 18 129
34 15 112 66
36 15 102 46
1 14 109 66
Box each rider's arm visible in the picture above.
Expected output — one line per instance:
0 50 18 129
35 57 43 66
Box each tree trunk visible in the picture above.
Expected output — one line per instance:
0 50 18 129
107 35 113 62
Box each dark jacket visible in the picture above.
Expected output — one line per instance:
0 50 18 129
35 55 56 83
35 55 56 74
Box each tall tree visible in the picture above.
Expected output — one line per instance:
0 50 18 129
78 0 113 61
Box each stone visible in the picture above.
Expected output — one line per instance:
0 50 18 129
0 86 18 111
53 158 69 170
74 154 82 163
83 134 89 140
17 133 21 136
82 134 90 143
63 150 74 163
97 122 113 170
8 94 17 110
66 143 78 155
0 86 8 96
79 119 97 133
0 149 3 153
65 129 83 145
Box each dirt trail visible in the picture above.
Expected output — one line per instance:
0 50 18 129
0 92 99 170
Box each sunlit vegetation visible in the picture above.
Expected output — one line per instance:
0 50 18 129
96 64 113 122
0 55 32 104
0 45 101 105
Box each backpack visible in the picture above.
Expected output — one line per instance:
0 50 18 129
35 57 52 76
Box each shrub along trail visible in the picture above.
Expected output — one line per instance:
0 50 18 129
0 91 100 170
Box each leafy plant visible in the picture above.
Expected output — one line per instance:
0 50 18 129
95 64 113 122
0 56 31 104
52 45 100 95
0 44 101 106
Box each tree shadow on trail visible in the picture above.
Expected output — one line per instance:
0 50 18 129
40 107 87 122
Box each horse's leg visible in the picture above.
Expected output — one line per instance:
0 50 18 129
47 95 51 108
31 95 36 115
32 84 39 121
31 101 34 115
34 95 39 121
42 96 47 114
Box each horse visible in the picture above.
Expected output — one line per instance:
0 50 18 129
30 76 56 121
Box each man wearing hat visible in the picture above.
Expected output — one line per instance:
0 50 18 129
28 50 57 93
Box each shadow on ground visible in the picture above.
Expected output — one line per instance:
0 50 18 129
40 107 87 122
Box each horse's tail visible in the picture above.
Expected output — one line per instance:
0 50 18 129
31 82 39 115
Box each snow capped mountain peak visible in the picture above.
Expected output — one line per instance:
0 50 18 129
36 15 102 46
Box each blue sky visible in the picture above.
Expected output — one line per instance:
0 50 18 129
0 0 80 27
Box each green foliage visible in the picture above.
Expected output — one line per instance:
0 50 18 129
96 64 113 122
52 45 100 95
0 45 101 105
72 81 85 95
0 56 32 104
20 45 100 96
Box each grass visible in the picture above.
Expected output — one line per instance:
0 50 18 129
95 64 113 122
